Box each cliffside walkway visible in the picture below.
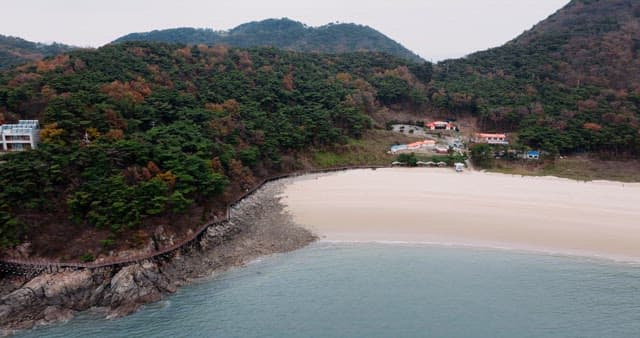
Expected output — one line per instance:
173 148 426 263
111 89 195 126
0 166 387 272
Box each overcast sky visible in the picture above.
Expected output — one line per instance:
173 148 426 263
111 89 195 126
2 0 569 61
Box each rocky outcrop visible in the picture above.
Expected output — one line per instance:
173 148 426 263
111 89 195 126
0 268 101 330
0 178 316 333
0 262 171 329
103 261 176 318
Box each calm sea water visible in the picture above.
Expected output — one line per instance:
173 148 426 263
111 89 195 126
19 243 640 338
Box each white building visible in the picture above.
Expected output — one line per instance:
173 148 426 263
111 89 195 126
1 120 40 152
475 133 508 145
390 140 436 154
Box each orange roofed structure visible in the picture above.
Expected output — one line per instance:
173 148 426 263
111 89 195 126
406 140 436 150
426 121 456 131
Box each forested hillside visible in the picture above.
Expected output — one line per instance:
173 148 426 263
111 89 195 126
434 0 640 156
114 18 423 62
0 42 431 257
0 35 76 70
2 0 640 259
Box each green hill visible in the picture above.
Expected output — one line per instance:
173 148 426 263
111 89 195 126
0 34 76 70
113 18 423 62
0 42 430 257
433 0 640 156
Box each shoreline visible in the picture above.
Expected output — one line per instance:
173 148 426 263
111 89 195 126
315 239 640 266
4 166 640 333
0 179 315 334
281 168 640 263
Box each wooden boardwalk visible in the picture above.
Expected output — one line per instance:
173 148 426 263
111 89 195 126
0 166 386 272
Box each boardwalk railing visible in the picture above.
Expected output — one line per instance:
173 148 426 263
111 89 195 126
0 165 387 270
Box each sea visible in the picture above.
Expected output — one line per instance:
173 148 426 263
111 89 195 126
18 243 640 338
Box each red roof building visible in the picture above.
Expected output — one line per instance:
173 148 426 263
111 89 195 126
426 121 455 131
475 133 508 145
406 140 436 150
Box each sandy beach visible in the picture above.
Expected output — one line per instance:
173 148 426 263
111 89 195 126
281 168 640 261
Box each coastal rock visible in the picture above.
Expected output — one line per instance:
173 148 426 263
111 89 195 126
0 276 24 296
1 287 38 308
0 269 104 330
1 178 316 333
42 306 74 323
106 261 174 309
200 223 239 249
0 289 40 330
23 269 101 310
0 305 9 319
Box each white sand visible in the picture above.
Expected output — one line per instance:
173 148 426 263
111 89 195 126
281 168 640 261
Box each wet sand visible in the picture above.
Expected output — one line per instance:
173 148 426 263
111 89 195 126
281 168 640 261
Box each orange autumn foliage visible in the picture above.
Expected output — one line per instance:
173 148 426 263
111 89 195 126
105 129 125 140
39 123 65 143
208 45 229 64
583 122 603 131
210 157 224 174
105 109 128 130
127 46 148 57
228 159 256 190
335 72 352 83
40 85 56 100
86 127 101 140
8 73 41 87
101 78 152 103
282 73 294 91
175 46 192 59
156 171 177 188
147 64 174 87
146 161 161 176
236 51 253 71
205 99 240 114
36 55 70 73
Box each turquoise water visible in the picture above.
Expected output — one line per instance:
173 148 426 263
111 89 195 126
20 243 640 338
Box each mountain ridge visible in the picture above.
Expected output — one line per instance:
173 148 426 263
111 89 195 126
447 0 640 89
0 34 77 70
113 18 423 62
433 0 640 156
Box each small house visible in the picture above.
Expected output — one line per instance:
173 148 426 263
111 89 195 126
406 140 436 150
475 133 508 145
426 121 456 131
435 145 449 154
391 140 437 154
390 144 408 153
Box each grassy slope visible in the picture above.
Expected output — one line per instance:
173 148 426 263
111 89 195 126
489 156 640 182
310 130 414 167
